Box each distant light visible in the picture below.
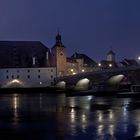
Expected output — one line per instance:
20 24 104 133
98 63 101 67
138 57 140 60
40 82 42 85
109 64 112 67
82 69 85 72
72 72 76 75
71 69 74 72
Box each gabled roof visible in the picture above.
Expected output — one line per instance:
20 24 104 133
70 52 97 67
0 41 49 68
120 59 139 66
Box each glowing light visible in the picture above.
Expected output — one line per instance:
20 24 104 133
75 78 90 91
138 57 140 60
72 72 76 75
98 63 101 67
82 69 85 72
56 81 66 89
71 69 74 72
109 64 112 67
11 79 21 84
108 74 125 85
40 82 42 85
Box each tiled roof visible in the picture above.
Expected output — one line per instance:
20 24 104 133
0 41 49 68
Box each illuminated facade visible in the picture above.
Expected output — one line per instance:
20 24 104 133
0 33 98 87
52 33 98 77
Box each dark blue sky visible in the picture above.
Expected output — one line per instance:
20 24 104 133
0 0 140 62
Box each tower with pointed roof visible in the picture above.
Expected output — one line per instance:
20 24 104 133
107 50 115 61
51 33 67 77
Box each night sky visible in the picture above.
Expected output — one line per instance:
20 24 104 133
0 0 140 62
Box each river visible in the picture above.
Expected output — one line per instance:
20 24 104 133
0 93 139 140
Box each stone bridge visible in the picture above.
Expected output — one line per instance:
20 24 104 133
54 66 140 92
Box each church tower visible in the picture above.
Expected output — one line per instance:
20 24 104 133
51 33 67 77
107 50 115 61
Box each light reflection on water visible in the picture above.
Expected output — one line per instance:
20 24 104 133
0 93 139 139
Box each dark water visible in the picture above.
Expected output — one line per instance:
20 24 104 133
0 93 140 140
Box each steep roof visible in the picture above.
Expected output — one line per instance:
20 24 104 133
70 52 97 67
0 41 49 68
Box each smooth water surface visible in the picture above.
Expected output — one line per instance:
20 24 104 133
0 93 139 140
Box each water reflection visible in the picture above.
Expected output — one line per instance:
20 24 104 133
13 94 19 125
0 93 139 139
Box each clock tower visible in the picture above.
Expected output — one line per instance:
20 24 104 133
51 33 67 77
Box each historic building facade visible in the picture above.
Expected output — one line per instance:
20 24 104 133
51 33 98 77
0 33 102 87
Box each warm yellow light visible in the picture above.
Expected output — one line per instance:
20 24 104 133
11 79 21 84
72 72 76 75
82 69 85 72
71 69 74 72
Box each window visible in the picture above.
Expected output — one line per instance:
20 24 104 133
27 75 30 79
12 75 14 79
27 70 30 73
6 70 9 73
60 53 63 56
17 70 20 73
6 76 9 79
38 69 40 72
51 75 53 78
38 75 40 79
17 75 20 79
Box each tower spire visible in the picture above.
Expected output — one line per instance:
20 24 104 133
56 28 62 45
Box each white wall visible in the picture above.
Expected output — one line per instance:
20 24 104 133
0 67 56 88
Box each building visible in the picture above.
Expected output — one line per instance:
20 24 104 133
0 41 56 88
0 33 98 87
99 50 118 69
51 33 98 77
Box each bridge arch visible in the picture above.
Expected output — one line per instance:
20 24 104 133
56 81 66 90
75 78 90 91
107 74 131 91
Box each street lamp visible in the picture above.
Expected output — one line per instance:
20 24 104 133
98 63 101 67
109 63 112 68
